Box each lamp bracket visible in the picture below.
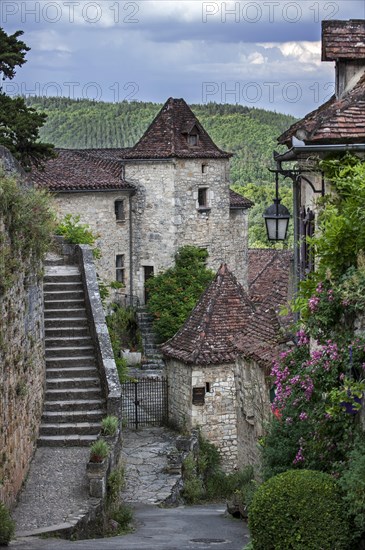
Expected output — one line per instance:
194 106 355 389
269 166 325 196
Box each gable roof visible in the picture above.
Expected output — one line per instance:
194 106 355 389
121 98 232 160
322 20 365 61
277 73 365 146
31 149 134 192
161 263 284 367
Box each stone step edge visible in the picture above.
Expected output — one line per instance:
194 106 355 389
15 498 101 539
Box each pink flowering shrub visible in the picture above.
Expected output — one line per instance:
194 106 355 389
261 333 365 479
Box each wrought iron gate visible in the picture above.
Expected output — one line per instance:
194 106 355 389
121 377 168 429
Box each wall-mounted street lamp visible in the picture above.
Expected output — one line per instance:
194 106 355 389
263 170 291 241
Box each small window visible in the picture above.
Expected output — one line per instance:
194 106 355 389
188 134 198 146
192 387 205 406
202 164 208 174
198 187 208 209
116 254 125 284
205 382 211 393
115 200 125 222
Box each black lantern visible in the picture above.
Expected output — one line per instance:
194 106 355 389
263 172 290 241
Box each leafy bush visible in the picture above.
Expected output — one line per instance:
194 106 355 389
0 501 15 546
55 214 101 259
249 470 349 550
146 246 214 342
338 437 365 546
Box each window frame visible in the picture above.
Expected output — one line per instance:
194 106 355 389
114 199 126 223
116 254 125 284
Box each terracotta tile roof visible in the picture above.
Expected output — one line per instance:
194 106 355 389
248 249 293 327
229 190 254 209
31 149 134 192
161 263 284 367
322 20 365 61
277 73 365 145
121 98 232 160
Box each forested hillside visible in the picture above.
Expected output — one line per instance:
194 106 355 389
26 97 297 246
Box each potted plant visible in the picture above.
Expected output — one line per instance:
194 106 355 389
89 439 109 464
101 415 119 438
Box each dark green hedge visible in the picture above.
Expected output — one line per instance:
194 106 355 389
248 469 349 550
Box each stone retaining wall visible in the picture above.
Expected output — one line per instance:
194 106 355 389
0 255 45 508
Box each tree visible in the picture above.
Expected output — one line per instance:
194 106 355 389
146 246 215 342
0 28 29 79
0 27 54 169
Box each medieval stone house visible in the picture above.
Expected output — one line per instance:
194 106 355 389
162 260 290 471
33 98 252 305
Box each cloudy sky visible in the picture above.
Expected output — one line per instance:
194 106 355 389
2 1 364 116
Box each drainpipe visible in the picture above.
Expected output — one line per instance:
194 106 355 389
129 193 134 301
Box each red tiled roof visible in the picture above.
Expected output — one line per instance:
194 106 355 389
122 98 232 160
31 149 134 192
322 20 365 61
277 73 365 145
161 263 284 367
248 249 293 326
229 190 254 209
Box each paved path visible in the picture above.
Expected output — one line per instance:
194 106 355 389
13 503 250 549
121 427 182 505
12 447 92 535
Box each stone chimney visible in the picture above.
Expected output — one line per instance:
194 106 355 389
322 20 365 99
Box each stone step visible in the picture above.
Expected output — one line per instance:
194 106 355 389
45 308 87 319
44 255 65 267
46 346 95 358
45 326 90 338
44 274 81 284
44 290 85 301
44 281 83 292
45 388 102 401
46 377 100 389
37 434 98 447
42 410 104 423
45 317 88 328
44 299 85 310
46 366 98 379
45 336 92 348
43 399 105 412
46 356 97 368
39 422 101 436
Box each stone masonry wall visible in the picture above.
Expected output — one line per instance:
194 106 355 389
166 359 192 432
174 159 248 288
166 359 238 472
125 161 176 304
235 357 271 468
53 191 131 292
125 158 248 303
0 256 45 508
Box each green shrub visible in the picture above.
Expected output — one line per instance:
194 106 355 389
146 245 215 342
101 416 119 437
107 462 125 504
55 214 101 259
339 437 365 545
248 469 349 550
110 503 133 533
0 501 15 546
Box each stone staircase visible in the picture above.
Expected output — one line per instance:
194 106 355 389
137 308 165 370
38 255 106 446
